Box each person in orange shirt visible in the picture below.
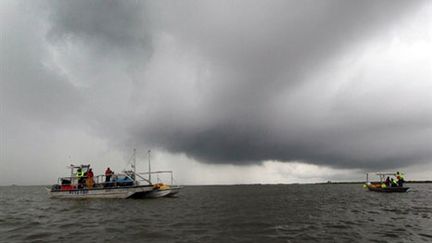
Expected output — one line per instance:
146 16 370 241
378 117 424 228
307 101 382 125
86 168 95 188
105 167 113 182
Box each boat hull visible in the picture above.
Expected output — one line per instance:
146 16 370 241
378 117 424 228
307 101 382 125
166 186 182 197
141 189 171 198
367 185 409 193
48 185 154 199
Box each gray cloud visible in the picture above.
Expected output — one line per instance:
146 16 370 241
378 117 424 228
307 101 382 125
1 0 431 180
47 0 152 59
126 0 432 169
0 1 82 124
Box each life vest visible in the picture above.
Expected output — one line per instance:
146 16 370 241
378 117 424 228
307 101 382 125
76 170 84 177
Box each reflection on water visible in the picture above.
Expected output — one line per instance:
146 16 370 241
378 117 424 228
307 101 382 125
0 184 431 242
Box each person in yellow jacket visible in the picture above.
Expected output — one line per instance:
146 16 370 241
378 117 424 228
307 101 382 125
390 178 398 187
396 171 405 187
76 168 85 188
76 168 84 177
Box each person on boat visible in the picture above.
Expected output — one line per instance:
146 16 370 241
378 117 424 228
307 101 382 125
87 168 94 178
86 168 95 189
76 168 85 188
390 177 398 187
76 168 83 177
396 171 405 187
105 167 113 182
385 177 391 187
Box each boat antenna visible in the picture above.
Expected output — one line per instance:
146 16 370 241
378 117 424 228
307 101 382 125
148 150 152 184
133 148 137 184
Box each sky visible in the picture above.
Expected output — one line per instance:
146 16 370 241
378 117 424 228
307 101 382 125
1 0 432 185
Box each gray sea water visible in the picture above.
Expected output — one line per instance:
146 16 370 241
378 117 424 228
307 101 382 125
0 184 431 242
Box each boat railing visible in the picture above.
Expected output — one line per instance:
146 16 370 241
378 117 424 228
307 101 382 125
55 172 149 190
366 172 399 184
137 170 175 185
124 171 152 185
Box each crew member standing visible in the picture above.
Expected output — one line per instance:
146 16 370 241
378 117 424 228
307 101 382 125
396 171 405 187
86 168 94 188
105 167 113 182
76 168 85 188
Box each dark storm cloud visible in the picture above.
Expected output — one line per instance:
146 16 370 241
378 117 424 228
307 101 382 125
2 0 431 174
125 0 432 169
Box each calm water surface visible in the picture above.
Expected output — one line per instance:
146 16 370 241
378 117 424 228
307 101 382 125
0 184 431 242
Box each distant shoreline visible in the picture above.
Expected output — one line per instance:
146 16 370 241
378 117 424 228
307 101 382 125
2 180 432 187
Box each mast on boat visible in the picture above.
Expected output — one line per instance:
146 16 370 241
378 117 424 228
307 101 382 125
133 148 137 184
148 150 152 184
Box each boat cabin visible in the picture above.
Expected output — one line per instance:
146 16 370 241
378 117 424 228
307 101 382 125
53 164 136 191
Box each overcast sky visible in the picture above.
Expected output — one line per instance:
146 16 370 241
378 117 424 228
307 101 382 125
1 0 432 185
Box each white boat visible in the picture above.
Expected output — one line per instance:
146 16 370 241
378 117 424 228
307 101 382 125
134 150 182 198
136 171 182 198
48 149 182 199
48 164 154 199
